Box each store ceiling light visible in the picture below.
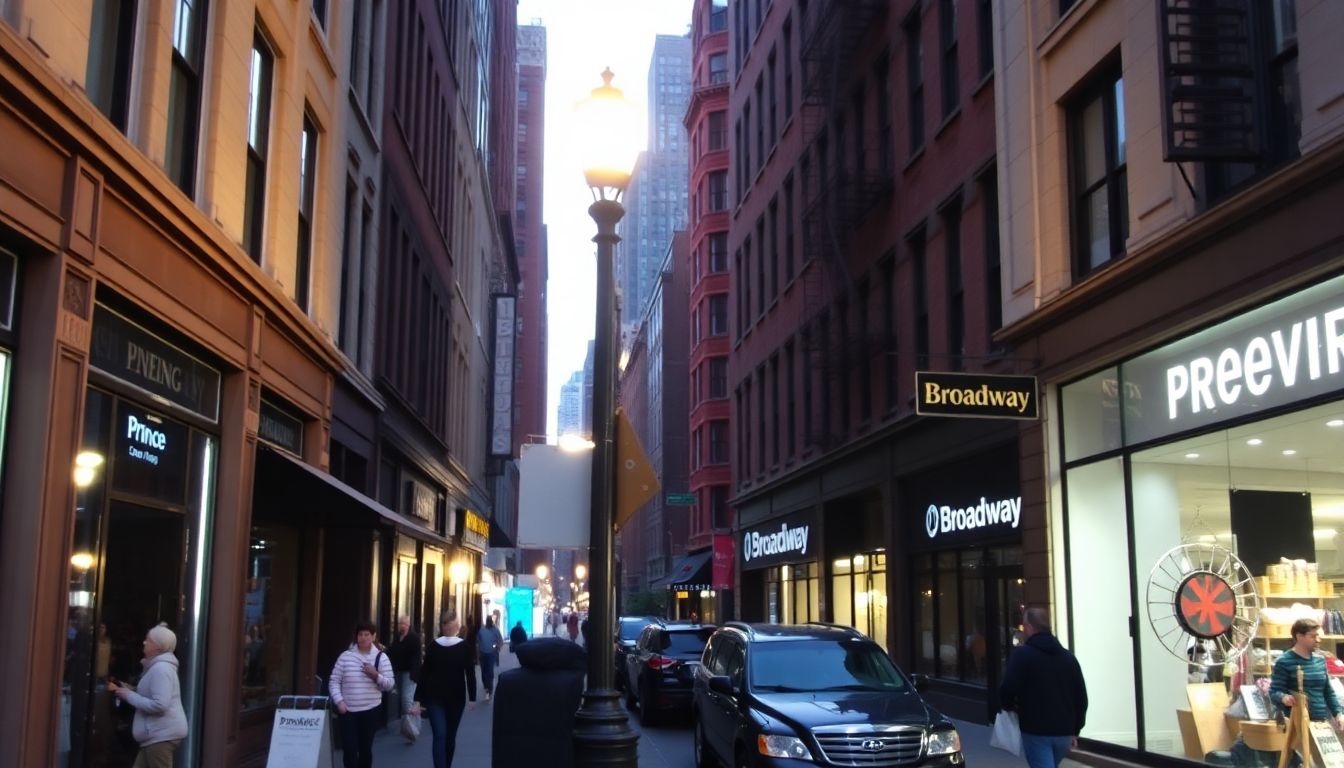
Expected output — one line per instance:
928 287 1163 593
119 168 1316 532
1330 419 1344 427
1185 453 1200 459
1315 528 1338 539
1282 449 1297 456
1247 438 1263 446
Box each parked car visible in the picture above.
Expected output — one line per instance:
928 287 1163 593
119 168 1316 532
692 622 963 768
625 622 716 725
614 615 663 692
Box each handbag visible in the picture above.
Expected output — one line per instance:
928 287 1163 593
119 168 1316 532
990 710 1023 757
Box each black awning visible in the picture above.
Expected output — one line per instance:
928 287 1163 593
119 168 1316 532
651 550 713 591
256 445 451 547
488 516 514 548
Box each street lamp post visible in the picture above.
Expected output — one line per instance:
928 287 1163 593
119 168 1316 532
572 67 640 767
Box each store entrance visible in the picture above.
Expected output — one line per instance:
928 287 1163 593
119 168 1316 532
982 564 1025 715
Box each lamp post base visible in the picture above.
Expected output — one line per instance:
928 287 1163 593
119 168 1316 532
572 688 638 766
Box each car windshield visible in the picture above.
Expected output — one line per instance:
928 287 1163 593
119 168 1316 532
619 619 654 641
749 640 909 692
661 628 715 654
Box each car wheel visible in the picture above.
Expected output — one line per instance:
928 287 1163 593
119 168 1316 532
638 679 658 727
694 717 719 768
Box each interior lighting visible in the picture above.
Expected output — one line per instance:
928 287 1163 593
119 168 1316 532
1246 438 1263 446
1328 420 1344 428
1282 449 1297 456
1185 453 1200 459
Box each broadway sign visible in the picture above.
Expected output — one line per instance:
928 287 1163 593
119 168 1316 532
915 371 1039 420
739 509 817 571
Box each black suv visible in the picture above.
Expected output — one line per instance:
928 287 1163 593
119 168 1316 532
615 615 663 692
625 622 716 725
692 623 964 768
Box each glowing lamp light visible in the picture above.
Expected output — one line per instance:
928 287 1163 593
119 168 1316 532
449 561 469 583
70 552 95 571
575 68 640 201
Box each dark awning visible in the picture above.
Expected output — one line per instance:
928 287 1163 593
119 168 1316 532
256 445 451 547
651 550 713 591
488 516 514 548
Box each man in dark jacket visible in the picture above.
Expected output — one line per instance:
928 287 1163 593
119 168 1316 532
386 615 422 730
509 620 527 650
999 607 1088 768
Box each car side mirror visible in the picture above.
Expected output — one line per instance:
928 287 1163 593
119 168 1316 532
708 675 735 697
910 673 930 692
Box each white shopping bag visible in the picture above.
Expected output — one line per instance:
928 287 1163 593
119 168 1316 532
990 710 1023 757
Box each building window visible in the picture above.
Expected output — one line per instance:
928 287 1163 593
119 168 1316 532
755 76 765 174
708 170 728 211
785 342 796 457
1070 64 1128 276
710 420 729 464
882 256 896 410
710 485 729 528
905 9 925 153
756 369 766 475
943 198 963 370
693 426 703 468
977 0 993 80
912 229 929 368
770 355 780 466
743 237 753 331
769 199 779 300
709 232 728 273
735 249 745 339
710 52 728 84
339 180 363 362
710 357 728 398
768 50 778 146
784 174 795 282
244 31 275 263
86 0 138 131
755 218 767 316
710 0 727 33
708 110 727 151
166 0 208 194
709 295 729 337
940 0 959 118
875 55 893 173
296 113 318 312
982 169 1002 338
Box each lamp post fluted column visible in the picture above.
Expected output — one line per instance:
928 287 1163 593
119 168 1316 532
572 197 638 766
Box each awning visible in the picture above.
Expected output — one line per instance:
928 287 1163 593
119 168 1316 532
256 445 451 547
652 550 713 591
488 517 514 548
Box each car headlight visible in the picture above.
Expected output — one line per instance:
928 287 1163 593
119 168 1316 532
927 729 962 755
758 733 813 759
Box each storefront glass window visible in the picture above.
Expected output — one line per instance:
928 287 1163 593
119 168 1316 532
831 553 888 649
1061 367 1122 462
1065 456 1139 748
961 556 988 684
915 562 936 675
937 552 959 677
767 562 819 624
241 525 300 711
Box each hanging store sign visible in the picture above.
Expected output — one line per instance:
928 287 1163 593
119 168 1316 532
490 295 516 457
459 509 491 553
712 534 735 590
739 510 816 571
915 371 1038 420
1123 273 1344 444
90 304 221 422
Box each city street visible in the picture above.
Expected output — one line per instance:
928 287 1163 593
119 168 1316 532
358 640 1084 768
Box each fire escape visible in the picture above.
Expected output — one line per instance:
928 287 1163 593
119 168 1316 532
797 0 888 451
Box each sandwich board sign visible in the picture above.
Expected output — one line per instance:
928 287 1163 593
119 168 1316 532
266 697 333 768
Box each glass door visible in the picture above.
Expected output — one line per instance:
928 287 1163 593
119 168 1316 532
984 564 1025 715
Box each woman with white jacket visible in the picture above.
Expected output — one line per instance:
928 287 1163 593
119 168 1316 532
329 621 395 768
106 624 189 768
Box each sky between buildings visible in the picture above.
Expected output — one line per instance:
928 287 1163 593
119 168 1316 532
514 0 692 438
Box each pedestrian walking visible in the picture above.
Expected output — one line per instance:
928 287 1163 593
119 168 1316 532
477 616 504 700
509 620 527 650
329 621 395 768
566 612 579 642
998 607 1089 768
417 611 477 768
387 614 422 738
105 623 188 768
1270 617 1344 728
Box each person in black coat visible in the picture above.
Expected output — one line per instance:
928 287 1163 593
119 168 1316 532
509 621 527 650
417 611 477 768
999 607 1089 768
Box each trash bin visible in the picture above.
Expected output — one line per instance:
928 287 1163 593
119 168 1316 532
492 637 587 768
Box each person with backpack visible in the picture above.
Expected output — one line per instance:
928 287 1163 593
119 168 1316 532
329 621 394 768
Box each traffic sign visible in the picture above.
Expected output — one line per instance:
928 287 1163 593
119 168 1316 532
665 493 696 506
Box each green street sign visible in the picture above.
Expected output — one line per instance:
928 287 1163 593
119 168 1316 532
665 493 696 506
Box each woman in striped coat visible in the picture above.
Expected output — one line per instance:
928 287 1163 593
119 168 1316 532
329 621 395 768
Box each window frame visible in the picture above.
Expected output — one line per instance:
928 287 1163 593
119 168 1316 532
1068 60 1128 278
243 30 276 263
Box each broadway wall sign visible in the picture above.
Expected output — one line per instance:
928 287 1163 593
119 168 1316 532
915 371 1038 420
739 509 817 571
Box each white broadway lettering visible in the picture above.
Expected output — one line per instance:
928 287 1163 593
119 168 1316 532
924 497 1022 538
742 522 810 562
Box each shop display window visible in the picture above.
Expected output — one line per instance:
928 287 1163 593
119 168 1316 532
912 547 1023 686
241 525 300 711
831 552 888 650
766 562 819 624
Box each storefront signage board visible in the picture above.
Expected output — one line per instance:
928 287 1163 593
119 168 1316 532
1123 274 1344 445
739 509 817 571
259 400 304 456
915 371 1039 420
112 404 190 505
490 295 515 457
459 509 490 553
905 444 1021 550
90 304 221 422
266 707 333 768
406 478 436 523
712 534 735 589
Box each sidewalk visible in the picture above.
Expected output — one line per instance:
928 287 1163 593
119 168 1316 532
368 642 523 766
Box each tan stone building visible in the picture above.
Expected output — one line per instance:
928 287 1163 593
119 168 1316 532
996 0 1344 763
